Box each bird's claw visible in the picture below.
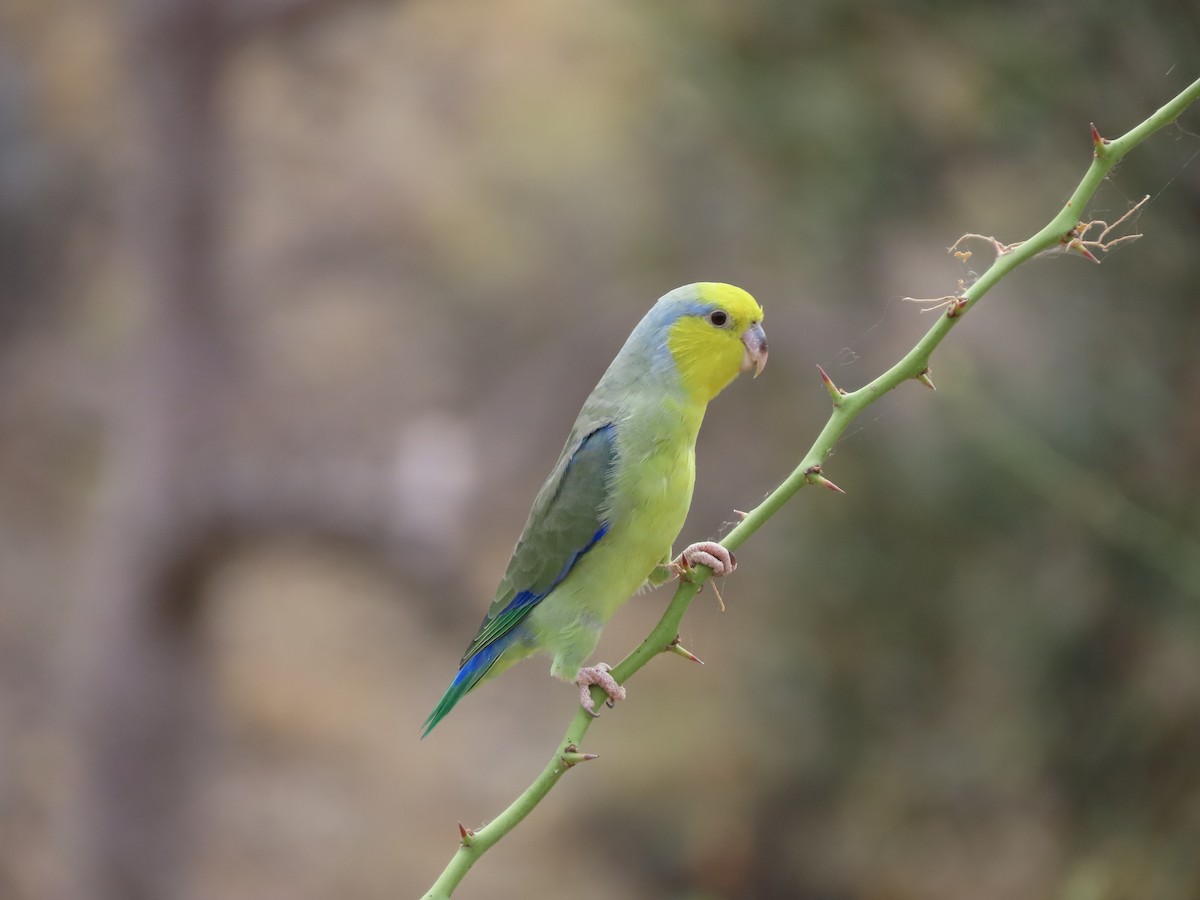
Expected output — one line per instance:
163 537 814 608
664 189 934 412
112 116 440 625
671 541 737 581
575 662 626 717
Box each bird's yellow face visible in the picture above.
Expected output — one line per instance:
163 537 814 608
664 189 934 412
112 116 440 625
666 283 767 403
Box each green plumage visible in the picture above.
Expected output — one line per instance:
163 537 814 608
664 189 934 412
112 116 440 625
422 283 765 735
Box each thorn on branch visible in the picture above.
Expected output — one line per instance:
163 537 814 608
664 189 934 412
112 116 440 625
458 822 476 846
916 369 936 391
667 636 705 665
1090 122 1110 157
560 744 600 768
1064 236 1101 263
805 465 846 494
816 365 845 404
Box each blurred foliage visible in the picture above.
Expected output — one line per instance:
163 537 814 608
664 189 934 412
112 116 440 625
1 0 1198 898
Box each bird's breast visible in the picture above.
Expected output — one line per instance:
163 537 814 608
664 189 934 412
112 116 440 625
612 421 697 552
550 411 698 626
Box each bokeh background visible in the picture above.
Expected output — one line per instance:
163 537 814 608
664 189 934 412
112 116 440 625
2 1 1199 898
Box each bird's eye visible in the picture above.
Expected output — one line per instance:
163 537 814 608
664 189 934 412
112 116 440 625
708 310 729 327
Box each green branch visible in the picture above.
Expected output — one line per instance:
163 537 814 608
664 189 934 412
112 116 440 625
420 75 1200 900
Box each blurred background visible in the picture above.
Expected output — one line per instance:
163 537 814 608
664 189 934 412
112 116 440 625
2 0 1199 898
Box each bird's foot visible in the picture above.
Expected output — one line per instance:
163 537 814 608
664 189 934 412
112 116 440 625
670 541 737 581
576 663 626 717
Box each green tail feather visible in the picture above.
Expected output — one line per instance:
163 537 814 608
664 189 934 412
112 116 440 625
421 641 506 737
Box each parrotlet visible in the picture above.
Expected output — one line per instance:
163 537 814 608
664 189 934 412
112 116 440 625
422 282 767 736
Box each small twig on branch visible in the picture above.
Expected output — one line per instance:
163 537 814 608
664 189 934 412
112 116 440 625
1060 193 1149 261
951 233 1019 257
901 293 962 314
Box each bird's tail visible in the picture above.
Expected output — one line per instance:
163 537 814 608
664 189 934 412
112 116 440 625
420 640 507 738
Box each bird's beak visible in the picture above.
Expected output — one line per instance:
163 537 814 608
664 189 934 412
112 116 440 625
740 322 768 378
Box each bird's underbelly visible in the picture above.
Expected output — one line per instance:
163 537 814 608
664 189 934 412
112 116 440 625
520 420 699 680
531 442 695 633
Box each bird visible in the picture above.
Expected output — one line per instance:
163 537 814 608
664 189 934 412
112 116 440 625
421 282 767 737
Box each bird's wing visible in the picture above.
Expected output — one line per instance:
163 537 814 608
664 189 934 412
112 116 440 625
460 421 616 665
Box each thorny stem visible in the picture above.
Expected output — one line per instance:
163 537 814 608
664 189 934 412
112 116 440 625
420 75 1200 899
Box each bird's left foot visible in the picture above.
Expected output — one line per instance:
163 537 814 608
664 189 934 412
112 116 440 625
670 541 737 581
576 663 626 717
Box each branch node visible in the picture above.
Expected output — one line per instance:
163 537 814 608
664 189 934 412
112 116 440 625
805 465 846 494
816 365 846 404
667 636 705 665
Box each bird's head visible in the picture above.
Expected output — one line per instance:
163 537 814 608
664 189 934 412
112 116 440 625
656 282 768 404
